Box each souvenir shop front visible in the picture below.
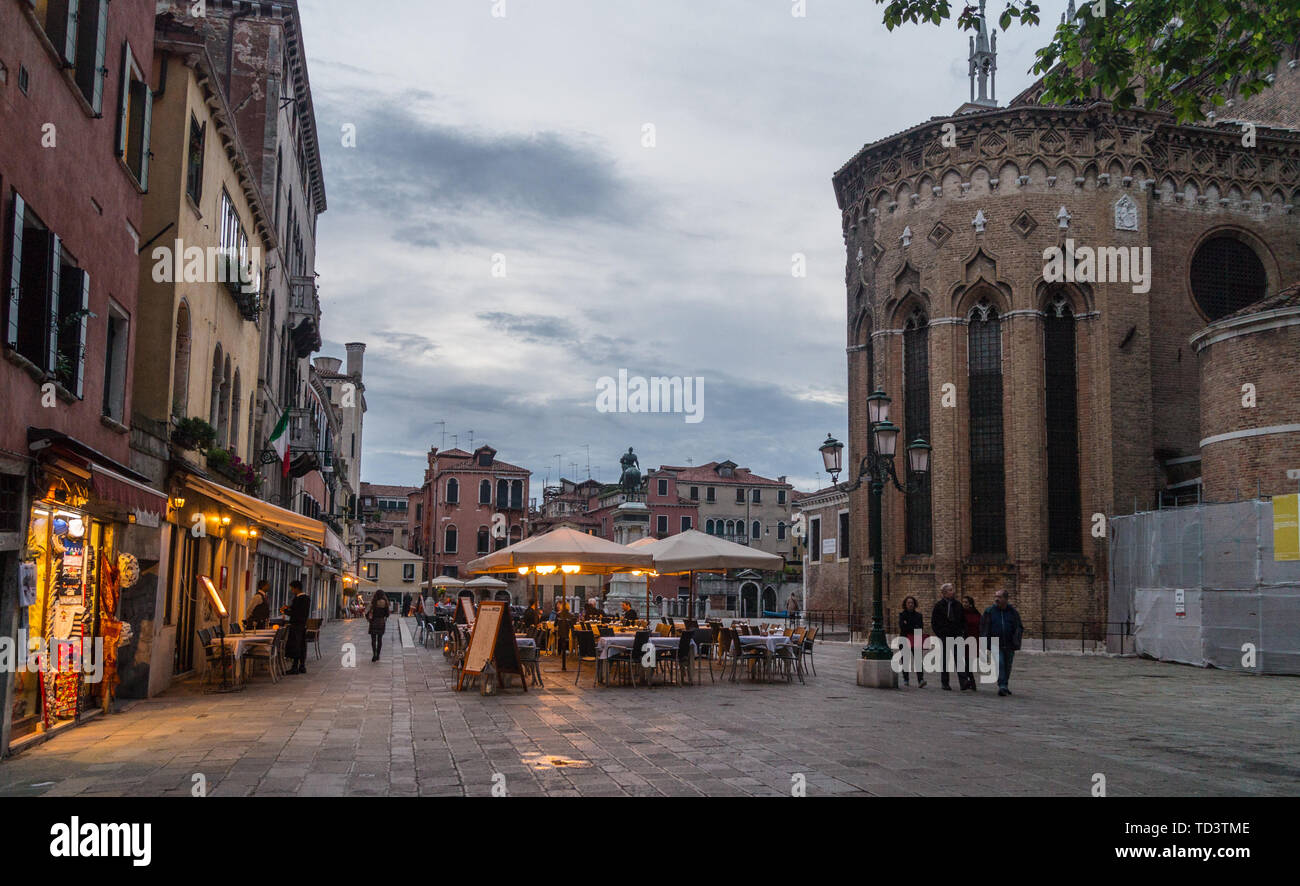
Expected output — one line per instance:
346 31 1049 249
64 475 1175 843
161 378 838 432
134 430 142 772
8 433 166 752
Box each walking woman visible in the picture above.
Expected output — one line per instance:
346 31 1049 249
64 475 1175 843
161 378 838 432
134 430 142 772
899 596 926 687
367 590 391 662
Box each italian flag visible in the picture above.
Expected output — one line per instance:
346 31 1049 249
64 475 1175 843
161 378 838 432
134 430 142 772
269 409 291 478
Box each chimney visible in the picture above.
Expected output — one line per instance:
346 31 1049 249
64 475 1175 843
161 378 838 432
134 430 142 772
345 341 366 378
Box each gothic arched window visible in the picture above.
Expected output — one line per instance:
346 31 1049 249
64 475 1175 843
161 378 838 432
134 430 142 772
479 479 491 504
446 478 459 504
476 526 490 554
1045 294 1082 553
903 309 932 554
444 525 458 553
968 299 1005 555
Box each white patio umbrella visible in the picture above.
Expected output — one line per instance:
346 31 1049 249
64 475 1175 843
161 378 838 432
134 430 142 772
467 526 654 607
464 575 509 589
421 575 464 589
635 529 784 615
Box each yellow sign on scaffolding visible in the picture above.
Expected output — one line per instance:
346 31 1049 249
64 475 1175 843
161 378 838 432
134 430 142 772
1274 494 1300 561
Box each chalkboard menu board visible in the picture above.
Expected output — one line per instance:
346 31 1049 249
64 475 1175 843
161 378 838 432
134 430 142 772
459 595 476 626
457 600 527 692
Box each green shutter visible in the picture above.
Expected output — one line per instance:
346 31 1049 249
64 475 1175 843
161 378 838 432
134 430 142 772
47 235 62 374
90 0 108 114
74 270 89 398
5 193 24 348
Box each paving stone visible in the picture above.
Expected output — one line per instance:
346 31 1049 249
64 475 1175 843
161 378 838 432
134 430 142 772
3 618 1297 797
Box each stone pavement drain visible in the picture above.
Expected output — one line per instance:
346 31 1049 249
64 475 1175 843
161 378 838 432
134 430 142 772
1 617 1296 796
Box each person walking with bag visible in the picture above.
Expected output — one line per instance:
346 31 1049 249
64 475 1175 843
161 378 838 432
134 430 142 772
930 582 965 690
366 590 391 662
980 589 1023 696
898 596 926 687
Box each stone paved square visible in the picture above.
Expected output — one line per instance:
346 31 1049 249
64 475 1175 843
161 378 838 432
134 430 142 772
1 619 1296 797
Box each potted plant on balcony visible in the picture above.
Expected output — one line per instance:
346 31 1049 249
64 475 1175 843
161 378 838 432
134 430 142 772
172 417 217 452
205 447 233 472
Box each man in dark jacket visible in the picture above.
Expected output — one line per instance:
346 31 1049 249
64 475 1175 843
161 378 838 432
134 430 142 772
930 582 965 690
522 602 541 627
245 580 271 629
980 589 1023 696
282 580 310 675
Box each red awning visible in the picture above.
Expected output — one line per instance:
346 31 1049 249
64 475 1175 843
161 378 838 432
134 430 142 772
92 466 167 517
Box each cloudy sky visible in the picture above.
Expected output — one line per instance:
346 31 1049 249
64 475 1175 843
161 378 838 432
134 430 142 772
299 0 1070 493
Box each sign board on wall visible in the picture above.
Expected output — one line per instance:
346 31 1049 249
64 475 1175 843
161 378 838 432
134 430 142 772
1273 494 1299 561
822 538 837 556
1175 589 1186 618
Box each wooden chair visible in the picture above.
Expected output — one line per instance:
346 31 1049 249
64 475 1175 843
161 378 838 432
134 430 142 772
573 629 602 686
803 626 818 676
692 627 715 684
304 618 323 660
519 640 544 688
242 629 286 684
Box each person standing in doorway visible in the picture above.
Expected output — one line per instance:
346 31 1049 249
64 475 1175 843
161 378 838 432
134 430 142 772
930 582 965 691
899 596 926 688
367 590 391 662
282 580 310 675
980 589 1024 696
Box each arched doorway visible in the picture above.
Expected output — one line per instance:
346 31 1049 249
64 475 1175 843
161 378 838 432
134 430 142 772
494 589 511 602
762 586 776 614
740 582 758 617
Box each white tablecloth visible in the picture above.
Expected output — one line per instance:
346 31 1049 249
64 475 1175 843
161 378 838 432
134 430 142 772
738 635 793 654
216 635 273 681
596 635 695 660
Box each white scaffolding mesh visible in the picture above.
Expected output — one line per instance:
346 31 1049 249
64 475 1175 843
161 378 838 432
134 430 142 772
1109 500 1300 674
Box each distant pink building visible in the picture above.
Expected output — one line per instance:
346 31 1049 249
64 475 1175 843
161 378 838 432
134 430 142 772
416 446 530 593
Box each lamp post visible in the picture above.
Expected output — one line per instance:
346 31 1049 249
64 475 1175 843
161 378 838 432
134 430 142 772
819 387 931 660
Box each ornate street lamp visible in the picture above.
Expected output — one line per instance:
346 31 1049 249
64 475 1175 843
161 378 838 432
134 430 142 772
818 387 932 662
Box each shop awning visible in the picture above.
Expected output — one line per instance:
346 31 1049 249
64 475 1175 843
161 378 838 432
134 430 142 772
184 475 325 545
92 466 167 517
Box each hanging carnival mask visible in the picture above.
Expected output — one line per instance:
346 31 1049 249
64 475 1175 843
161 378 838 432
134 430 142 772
118 553 140 589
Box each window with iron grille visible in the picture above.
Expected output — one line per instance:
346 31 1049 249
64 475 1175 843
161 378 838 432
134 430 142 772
1190 236 1267 320
903 309 932 554
968 300 1005 555
1045 295 1082 553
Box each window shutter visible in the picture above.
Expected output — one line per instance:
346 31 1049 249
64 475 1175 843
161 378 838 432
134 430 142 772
115 43 131 157
47 0 80 66
74 270 89 398
89 0 108 114
137 84 153 189
47 235 62 374
6 193 24 348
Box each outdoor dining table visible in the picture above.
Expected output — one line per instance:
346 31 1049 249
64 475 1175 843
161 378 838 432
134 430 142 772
738 634 794 654
215 633 275 683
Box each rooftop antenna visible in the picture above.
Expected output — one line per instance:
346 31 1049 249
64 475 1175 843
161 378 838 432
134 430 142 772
585 443 591 478
434 420 446 450
554 454 562 483
452 434 458 450
468 430 474 451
